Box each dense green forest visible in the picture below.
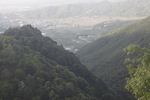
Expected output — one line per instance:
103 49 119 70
0 25 122 100
76 16 150 99
20 0 150 19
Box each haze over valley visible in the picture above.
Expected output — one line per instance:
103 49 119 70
0 0 148 51
0 1 150 100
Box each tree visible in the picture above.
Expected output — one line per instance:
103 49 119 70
65 82 76 98
15 69 26 80
0 41 3 51
21 87 34 100
100 93 116 100
0 81 13 100
124 44 150 100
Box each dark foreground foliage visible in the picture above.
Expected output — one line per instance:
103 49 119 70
0 25 121 100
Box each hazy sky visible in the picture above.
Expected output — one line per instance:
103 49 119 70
0 0 124 6
0 0 124 13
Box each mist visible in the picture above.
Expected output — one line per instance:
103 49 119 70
0 0 124 6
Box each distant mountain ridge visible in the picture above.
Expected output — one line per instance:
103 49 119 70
76 16 150 99
20 0 150 19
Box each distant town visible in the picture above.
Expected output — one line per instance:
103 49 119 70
0 13 105 52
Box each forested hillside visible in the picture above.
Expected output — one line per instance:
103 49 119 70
76 16 150 99
0 25 122 100
20 0 150 19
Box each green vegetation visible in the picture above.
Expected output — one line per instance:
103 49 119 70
76 16 150 99
20 0 150 19
0 25 121 100
124 44 150 100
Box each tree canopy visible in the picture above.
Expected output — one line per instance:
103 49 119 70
0 25 120 100
124 44 150 100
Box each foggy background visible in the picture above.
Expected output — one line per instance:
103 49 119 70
0 0 124 6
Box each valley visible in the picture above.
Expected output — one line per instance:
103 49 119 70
0 0 150 100
1 0 149 52
0 12 143 52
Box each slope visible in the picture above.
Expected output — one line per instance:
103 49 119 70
0 25 122 100
76 16 150 98
20 0 150 19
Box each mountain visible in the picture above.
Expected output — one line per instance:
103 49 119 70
20 0 150 19
0 25 122 100
76 16 150 99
